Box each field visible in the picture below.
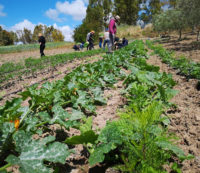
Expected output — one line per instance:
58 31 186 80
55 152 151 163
0 42 74 54
0 38 199 173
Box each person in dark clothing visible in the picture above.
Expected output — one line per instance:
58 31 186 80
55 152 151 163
86 31 95 50
38 33 46 57
122 37 128 47
73 44 80 51
115 39 123 49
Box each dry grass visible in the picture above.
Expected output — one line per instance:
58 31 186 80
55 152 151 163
117 25 142 39
117 24 158 39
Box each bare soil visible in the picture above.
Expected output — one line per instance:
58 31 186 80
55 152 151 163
147 54 200 173
157 33 200 63
0 47 77 65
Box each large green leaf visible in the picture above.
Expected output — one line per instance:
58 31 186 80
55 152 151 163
65 130 98 145
51 105 83 129
6 130 70 173
89 122 123 166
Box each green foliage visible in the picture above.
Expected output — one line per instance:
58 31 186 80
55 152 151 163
0 48 104 84
140 0 163 24
52 29 64 42
73 0 104 42
89 103 191 172
0 27 14 46
6 131 71 173
114 0 141 25
146 40 200 80
177 0 200 41
0 41 192 172
153 9 186 39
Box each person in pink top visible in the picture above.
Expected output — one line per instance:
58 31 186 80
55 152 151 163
108 15 120 52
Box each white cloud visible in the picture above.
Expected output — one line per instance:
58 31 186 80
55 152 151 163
10 19 35 32
53 23 73 42
45 0 87 22
0 24 6 29
0 4 6 17
56 0 87 20
45 8 63 22
7 19 73 42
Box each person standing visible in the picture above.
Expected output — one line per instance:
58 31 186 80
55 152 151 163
38 33 46 57
103 28 109 50
86 30 95 50
108 15 120 52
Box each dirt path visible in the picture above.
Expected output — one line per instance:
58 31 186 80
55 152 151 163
147 55 200 173
0 54 104 105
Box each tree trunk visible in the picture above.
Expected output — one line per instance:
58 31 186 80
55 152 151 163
178 29 182 40
197 31 199 41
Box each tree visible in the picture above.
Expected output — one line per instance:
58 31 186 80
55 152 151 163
44 25 54 42
23 28 32 44
10 31 18 43
169 0 177 8
103 0 113 26
73 0 104 42
0 30 14 46
153 9 186 40
177 0 200 41
113 0 141 25
16 30 26 44
52 29 64 42
32 25 44 42
140 0 162 24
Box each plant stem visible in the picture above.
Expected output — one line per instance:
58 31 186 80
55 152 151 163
35 121 48 127
19 105 34 126
0 163 12 171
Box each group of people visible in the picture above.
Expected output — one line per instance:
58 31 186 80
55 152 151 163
86 15 128 53
39 14 125 57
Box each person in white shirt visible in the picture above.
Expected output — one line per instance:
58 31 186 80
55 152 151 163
103 28 110 50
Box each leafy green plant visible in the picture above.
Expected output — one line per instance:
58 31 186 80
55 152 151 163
89 102 193 172
146 40 200 80
0 40 192 173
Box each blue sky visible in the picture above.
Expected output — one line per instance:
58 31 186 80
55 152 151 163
0 0 89 41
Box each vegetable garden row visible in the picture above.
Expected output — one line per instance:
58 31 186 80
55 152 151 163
0 49 104 87
146 40 200 81
0 41 193 173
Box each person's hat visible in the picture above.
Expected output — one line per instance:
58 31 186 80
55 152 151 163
115 15 120 20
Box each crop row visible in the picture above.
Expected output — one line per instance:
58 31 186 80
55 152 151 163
146 40 200 80
0 41 192 173
0 49 104 86
0 42 73 54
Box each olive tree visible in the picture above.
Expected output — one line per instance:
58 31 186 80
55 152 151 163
153 9 186 40
178 0 200 41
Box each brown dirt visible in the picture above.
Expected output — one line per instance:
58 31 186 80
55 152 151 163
0 47 76 65
157 33 200 63
0 54 103 106
147 54 200 173
93 81 125 129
